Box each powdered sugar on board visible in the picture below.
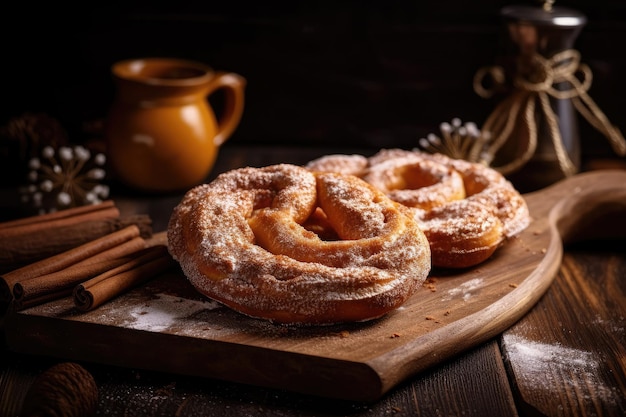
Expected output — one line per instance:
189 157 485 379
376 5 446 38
122 294 221 333
87 293 229 338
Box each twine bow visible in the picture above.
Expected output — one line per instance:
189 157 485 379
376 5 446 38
474 49 626 175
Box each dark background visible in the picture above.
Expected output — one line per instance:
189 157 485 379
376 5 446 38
1 0 625 155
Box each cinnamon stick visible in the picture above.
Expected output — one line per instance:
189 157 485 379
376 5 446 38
0 225 142 304
0 200 116 228
12 236 147 305
12 288 74 311
0 214 153 273
0 200 120 236
73 245 175 311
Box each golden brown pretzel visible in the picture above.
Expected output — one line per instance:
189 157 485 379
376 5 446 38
306 150 530 268
167 164 431 325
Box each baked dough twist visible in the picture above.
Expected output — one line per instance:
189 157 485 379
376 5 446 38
168 164 431 325
306 150 530 268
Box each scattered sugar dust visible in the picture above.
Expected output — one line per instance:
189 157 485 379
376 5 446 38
443 277 484 301
501 333 622 407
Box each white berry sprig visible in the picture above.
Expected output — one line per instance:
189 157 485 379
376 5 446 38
21 145 109 214
418 118 492 164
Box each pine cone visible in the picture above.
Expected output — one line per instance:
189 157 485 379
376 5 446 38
0 113 69 186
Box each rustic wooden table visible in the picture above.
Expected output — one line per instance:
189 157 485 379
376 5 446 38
1 145 625 417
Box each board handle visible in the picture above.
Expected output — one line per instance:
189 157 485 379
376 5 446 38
547 170 626 244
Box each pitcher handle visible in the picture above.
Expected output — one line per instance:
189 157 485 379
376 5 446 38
206 72 246 146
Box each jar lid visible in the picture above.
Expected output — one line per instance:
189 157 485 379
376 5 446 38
501 5 587 27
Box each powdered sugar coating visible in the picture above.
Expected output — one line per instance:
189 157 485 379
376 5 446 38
363 157 466 211
168 164 431 325
407 151 530 239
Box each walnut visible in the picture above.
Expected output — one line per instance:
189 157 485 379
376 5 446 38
21 362 98 417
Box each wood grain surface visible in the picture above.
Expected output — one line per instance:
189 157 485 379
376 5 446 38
501 233 626 415
4 170 626 402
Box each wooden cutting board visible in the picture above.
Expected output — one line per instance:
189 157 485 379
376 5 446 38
4 170 626 402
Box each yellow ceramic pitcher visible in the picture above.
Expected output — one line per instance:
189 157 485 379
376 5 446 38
105 58 245 192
